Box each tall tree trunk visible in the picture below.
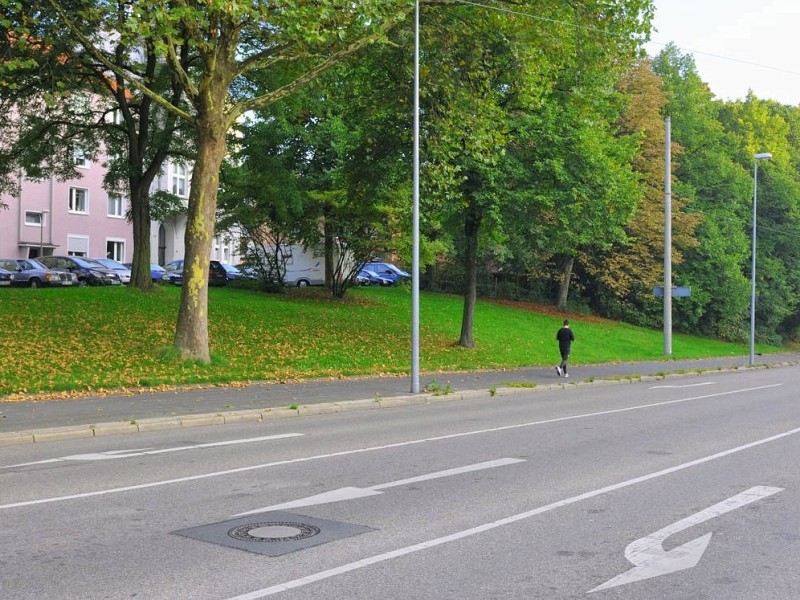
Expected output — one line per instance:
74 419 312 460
174 110 227 362
129 182 153 290
459 200 482 348
556 254 574 310
324 217 334 289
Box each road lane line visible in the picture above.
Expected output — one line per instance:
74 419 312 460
649 382 716 389
226 428 800 599
232 458 526 516
0 434 304 469
0 384 782 511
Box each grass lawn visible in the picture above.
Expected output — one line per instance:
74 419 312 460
0 284 767 399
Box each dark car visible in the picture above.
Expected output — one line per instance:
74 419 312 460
38 256 122 286
220 262 242 280
164 259 228 286
356 269 395 286
0 258 77 288
0 266 11 288
364 262 410 283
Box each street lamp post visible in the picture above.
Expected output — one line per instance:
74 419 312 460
39 209 49 258
750 152 772 366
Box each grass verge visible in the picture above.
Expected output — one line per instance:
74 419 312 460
0 285 769 398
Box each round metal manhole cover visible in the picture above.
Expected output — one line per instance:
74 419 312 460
227 521 321 543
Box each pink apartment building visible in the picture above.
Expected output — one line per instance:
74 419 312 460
0 155 240 265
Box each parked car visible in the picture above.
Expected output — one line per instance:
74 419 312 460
0 258 78 288
38 256 122 286
220 262 242 280
357 269 395 286
164 259 228 286
0 266 11 287
163 262 183 286
364 262 410 283
92 257 132 284
123 262 169 284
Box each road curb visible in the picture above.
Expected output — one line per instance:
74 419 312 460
0 363 788 447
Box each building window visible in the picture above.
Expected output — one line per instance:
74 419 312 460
73 147 90 169
106 240 124 261
69 187 88 214
67 235 89 257
25 211 45 226
170 163 187 197
108 195 125 218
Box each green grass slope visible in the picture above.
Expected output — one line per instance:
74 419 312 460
0 285 762 398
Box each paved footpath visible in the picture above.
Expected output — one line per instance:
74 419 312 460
2 353 798 446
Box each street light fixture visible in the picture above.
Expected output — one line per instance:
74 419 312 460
750 152 772 366
39 209 50 258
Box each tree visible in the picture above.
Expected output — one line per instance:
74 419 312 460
582 58 700 326
652 44 753 340
719 94 800 344
0 3 191 290
32 0 415 361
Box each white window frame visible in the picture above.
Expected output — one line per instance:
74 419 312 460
170 163 188 198
69 187 89 214
67 235 89 257
107 194 125 218
106 239 125 262
24 211 45 226
73 147 90 169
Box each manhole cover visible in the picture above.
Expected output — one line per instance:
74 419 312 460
172 510 375 556
228 521 321 542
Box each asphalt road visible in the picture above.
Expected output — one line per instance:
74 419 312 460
1 365 798 599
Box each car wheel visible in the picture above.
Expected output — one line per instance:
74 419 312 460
29 278 40 289
296 279 310 287
78 278 88 287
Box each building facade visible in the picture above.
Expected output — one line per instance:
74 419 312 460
0 154 240 265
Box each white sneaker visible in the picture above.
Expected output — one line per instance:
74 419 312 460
564 373 569 378
556 366 562 377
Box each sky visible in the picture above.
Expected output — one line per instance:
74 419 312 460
645 0 800 105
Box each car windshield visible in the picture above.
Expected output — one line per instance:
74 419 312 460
94 258 127 270
0 259 18 270
72 257 103 268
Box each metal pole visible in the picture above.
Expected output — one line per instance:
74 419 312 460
750 159 758 366
664 116 672 355
39 210 48 257
750 152 772 366
410 0 420 393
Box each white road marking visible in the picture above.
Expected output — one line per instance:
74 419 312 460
588 485 784 593
225 430 798 599
232 458 526 516
0 383 782 511
0 434 303 469
650 382 716 389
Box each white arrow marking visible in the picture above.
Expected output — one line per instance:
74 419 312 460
0 434 303 469
232 457 525 516
589 485 783 593
650 382 716 389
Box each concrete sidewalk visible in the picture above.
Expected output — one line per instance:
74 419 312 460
2 354 798 446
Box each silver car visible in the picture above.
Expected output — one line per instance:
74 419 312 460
92 258 132 284
0 258 78 288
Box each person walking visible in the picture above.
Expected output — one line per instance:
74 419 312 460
555 319 574 378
